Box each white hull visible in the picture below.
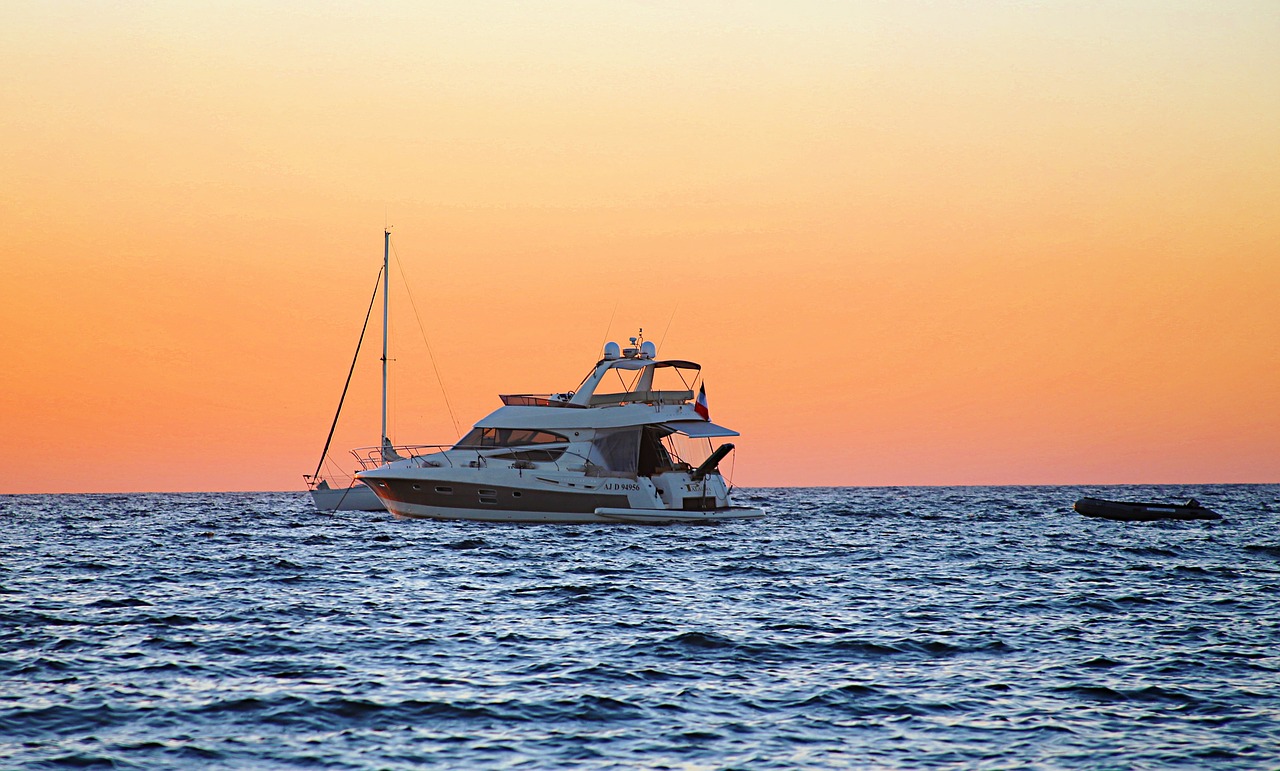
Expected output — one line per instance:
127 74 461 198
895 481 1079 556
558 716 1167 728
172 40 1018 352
361 462 759 524
310 483 384 512
385 502 614 523
382 499 764 524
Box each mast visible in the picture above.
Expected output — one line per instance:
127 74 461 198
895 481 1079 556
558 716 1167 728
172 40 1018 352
381 228 390 452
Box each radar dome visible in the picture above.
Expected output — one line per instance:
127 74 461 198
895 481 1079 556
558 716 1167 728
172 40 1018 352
603 341 621 360
640 341 657 359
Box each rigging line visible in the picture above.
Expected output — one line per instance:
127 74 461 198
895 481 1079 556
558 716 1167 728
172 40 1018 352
390 239 462 438
727 446 737 495
656 300 680 356
596 299 619 360
321 454 352 486
312 267 384 483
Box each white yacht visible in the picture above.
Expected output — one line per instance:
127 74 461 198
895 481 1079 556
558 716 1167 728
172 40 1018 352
354 337 763 524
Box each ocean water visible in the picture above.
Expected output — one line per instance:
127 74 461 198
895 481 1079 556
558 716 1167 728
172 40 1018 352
2 485 1278 769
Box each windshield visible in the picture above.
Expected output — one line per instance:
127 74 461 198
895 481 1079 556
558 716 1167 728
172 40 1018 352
453 427 568 449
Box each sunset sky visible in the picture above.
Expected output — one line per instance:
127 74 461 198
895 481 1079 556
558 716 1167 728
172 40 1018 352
3 1 1278 493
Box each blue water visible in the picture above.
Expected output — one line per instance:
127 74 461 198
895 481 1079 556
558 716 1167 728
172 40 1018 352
2 485 1278 769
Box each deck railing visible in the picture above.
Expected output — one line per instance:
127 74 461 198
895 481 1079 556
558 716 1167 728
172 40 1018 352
350 444 597 474
497 393 583 407
585 389 694 407
496 391 694 408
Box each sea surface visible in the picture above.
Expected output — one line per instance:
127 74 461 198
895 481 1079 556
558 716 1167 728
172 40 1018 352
2 485 1278 769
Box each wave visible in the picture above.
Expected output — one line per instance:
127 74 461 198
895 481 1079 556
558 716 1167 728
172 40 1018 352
2 485 1278 769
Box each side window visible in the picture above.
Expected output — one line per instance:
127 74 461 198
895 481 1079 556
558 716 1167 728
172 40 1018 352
496 429 566 446
454 427 498 448
592 429 641 473
454 428 566 449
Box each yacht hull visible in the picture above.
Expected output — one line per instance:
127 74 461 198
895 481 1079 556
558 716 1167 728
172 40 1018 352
362 473 762 524
310 484 384 512
381 501 764 524
367 475 630 522
386 505 617 523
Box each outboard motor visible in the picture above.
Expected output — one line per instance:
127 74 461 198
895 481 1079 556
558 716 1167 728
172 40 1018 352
691 443 735 481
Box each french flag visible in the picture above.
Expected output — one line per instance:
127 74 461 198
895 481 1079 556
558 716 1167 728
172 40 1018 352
694 383 710 420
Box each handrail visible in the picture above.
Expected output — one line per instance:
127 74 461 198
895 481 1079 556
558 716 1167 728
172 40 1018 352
350 441 717 483
350 444 597 474
498 393 583 408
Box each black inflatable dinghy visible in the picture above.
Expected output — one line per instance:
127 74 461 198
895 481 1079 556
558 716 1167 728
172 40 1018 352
1074 497 1221 522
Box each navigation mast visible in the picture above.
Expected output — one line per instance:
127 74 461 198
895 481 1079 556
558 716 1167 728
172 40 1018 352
381 228 391 458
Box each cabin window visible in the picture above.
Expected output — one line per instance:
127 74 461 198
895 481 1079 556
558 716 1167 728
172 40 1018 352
454 427 568 449
592 429 640 473
638 425 676 476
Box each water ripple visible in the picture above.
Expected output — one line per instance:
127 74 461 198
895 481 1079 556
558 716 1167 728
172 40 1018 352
0 485 1277 768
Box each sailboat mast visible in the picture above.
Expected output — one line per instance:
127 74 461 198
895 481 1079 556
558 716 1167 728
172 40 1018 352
381 228 390 449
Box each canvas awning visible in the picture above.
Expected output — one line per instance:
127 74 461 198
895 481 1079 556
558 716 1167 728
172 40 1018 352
661 421 740 438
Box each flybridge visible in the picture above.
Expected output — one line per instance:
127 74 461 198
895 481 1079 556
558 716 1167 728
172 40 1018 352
569 334 701 408
499 332 703 410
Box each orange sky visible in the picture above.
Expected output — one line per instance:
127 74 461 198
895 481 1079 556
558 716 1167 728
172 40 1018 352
3 2 1278 492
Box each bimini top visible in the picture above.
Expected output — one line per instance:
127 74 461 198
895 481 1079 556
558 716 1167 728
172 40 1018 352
572 339 693 406
497 338 704 411
483 336 738 435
